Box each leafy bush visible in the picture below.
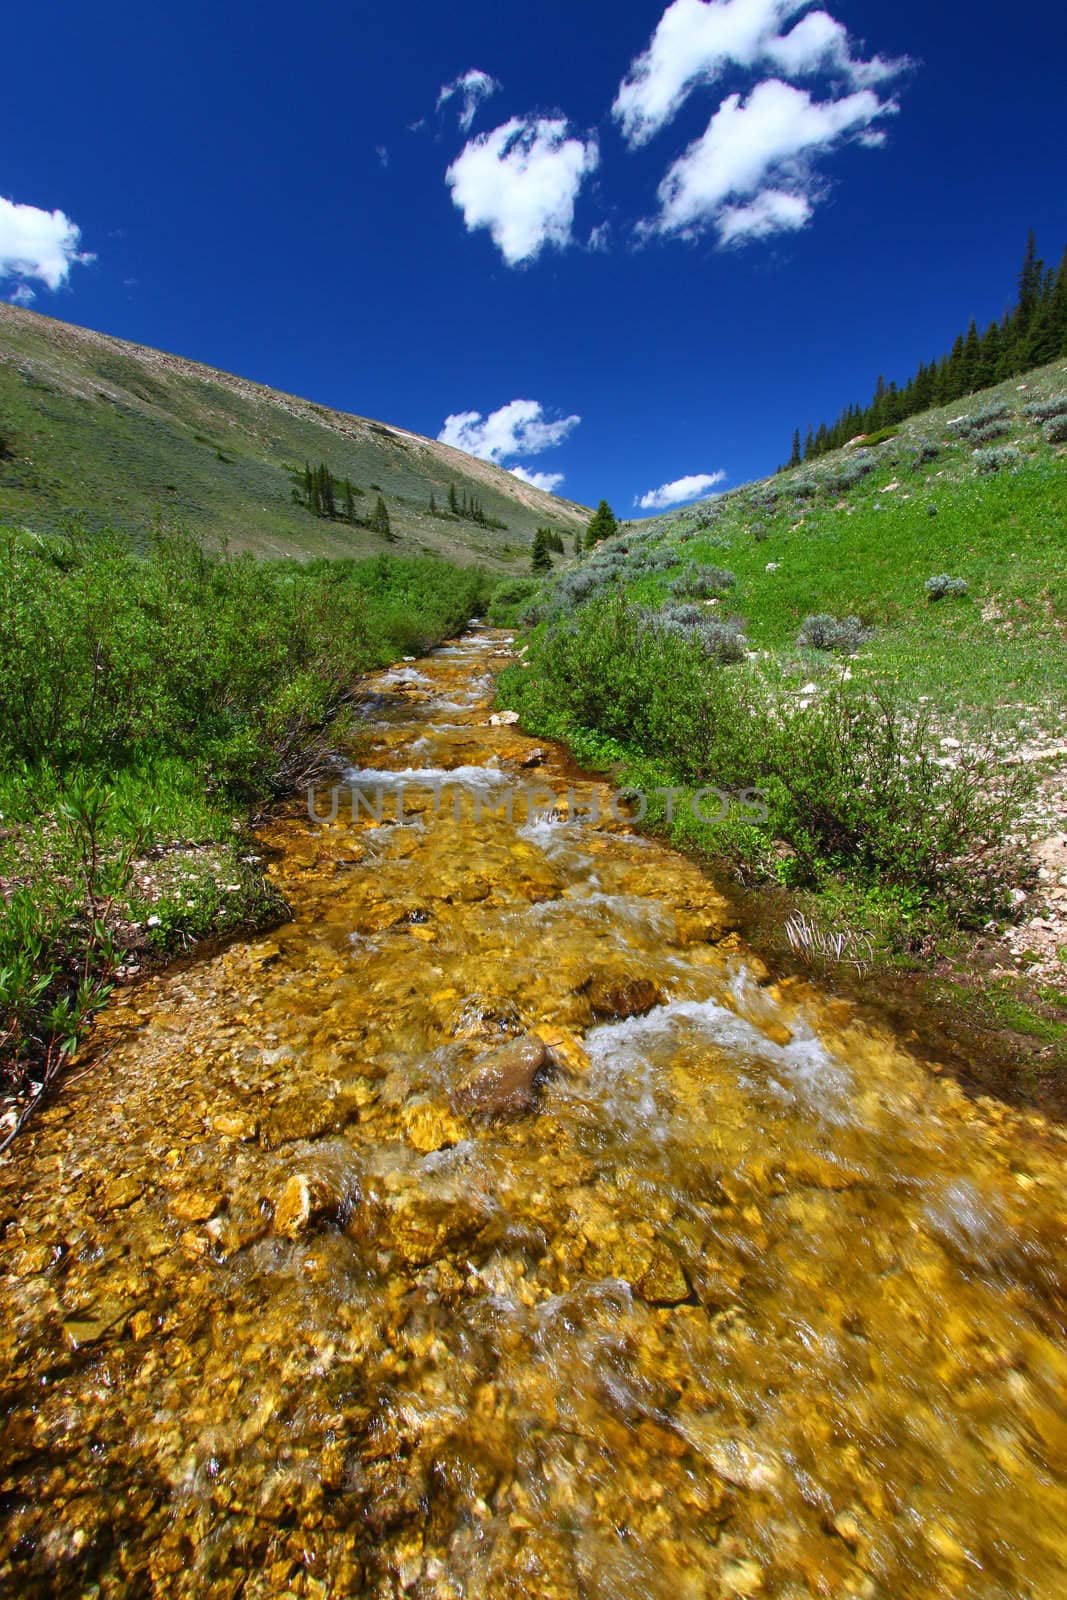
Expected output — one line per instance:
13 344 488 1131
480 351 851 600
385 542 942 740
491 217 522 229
1024 393 1067 422
968 420 1009 445
824 456 875 493
764 688 1033 916
797 614 875 654
949 402 1012 441
486 576 540 623
1044 416 1067 445
860 425 900 448
925 574 969 601
973 445 1021 473
669 563 736 599
910 440 940 468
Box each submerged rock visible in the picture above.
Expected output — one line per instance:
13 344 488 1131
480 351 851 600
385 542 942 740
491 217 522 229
584 974 663 1020
272 1172 343 1238
452 1036 551 1121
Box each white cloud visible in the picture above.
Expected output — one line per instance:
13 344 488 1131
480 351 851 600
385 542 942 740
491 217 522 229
8 283 36 305
437 69 501 133
446 117 599 266
0 196 94 293
613 0 908 146
652 78 893 240
638 471 726 509
715 186 812 242
510 465 565 492
766 11 907 87
438 399 581 463
376 145 389 169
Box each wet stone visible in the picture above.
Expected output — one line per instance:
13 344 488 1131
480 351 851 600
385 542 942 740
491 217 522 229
451 1037 550 1122
272 1173 344 1239
584 974 664 1020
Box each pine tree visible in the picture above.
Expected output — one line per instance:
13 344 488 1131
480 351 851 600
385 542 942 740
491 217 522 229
574 529 582 557
531 529 552 573
585 499 618 549
373 495 394 541
344 478 356 523
429 490 437 515
1017 230 1043 332
789 429 801 468
448 482 458 514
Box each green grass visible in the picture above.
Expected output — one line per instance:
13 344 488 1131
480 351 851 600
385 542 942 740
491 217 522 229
606 365 1067 736
0 304 588 567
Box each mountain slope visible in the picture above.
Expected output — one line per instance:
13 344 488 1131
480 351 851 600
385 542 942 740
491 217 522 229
0 306 588 565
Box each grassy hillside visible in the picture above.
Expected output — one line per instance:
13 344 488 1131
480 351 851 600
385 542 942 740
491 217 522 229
0 305 588 566
526 356 1067 740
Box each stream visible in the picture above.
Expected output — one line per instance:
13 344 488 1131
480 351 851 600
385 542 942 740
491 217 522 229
1 629 1065 1598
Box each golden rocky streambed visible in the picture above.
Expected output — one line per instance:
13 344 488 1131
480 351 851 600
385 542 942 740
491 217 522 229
1 630 1066 1598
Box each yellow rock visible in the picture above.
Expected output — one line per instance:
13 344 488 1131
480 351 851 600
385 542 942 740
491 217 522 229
533 1025 591 1077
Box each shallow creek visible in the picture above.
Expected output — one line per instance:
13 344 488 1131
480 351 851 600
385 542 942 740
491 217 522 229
1 629 1066 1599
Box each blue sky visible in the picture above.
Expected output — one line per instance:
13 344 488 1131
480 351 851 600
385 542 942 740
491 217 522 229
2 0 1064 514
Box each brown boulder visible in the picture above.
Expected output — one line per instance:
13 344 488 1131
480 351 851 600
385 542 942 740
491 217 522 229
452 1036 550 1121
585 975 663 1021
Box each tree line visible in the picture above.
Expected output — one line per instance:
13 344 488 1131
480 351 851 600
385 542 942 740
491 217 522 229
789 231 1067 464
428 482 508 531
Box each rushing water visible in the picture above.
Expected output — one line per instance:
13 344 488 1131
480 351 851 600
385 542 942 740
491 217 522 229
1 630 1065 1598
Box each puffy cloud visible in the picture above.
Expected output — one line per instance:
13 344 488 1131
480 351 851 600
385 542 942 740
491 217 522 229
510 465 565 492
437 69 501 133
0 195 93 293
8 283 36 306
765 11 907 87
652 78 893 240
615 0 801 145
446 117 599 266
638 471 726 509
715 186 812 243
613 0 908 145
438 399 581 464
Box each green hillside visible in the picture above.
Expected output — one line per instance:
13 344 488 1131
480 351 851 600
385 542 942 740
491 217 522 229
528 355 1067 740
0 306 588 565
497 357 1067 1086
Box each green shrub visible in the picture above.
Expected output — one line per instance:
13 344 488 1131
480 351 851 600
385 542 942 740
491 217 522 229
487 576 540 623
1044 416 1067 446
968 420 1009 445
949 402 1012 441
973 445 1021 473
925 574 969 601
860 425 900 448
1024 394 1067 423
797 614 874 654
669 563 736 599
